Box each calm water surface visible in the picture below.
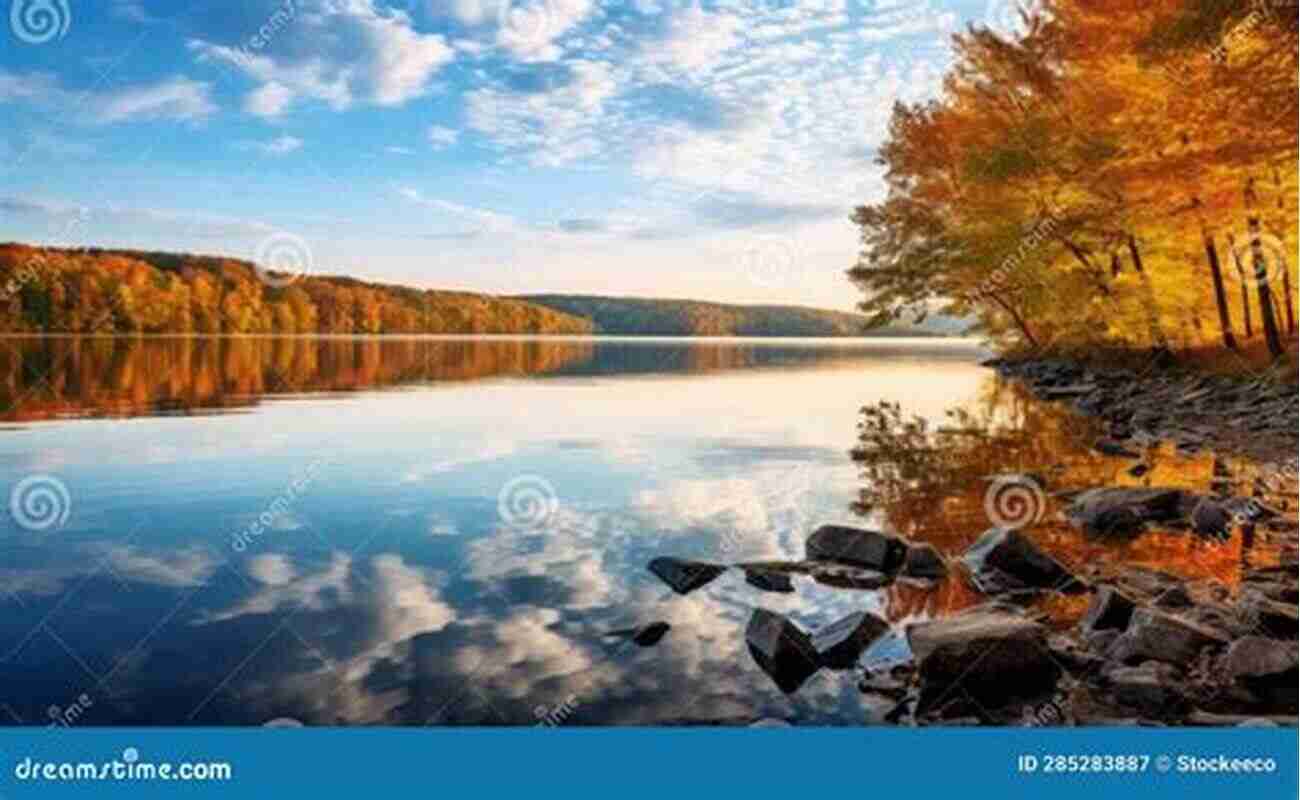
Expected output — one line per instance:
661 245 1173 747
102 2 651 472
0 336 1282 725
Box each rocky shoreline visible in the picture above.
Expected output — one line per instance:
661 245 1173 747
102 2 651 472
984 356 1299 466
645 357 1298 726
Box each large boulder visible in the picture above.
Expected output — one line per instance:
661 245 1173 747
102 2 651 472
1080 586 1137 633
812 611 890 670
907 610 1061 711
734 560 892 591
742 567 794 594
1105 608 1229 666
806 525 907 572
1236 590 1299 640
647 557 726 595
960 528 1086 595
901 543 948 580
1220 637 1299 708
1105 662 1189 716
1064 488 1188 537
745 609 820 694
1191 498 1234 538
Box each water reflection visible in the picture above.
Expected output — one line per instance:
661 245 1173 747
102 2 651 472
0 336 966 422
1 336 1287 726
850 379 1294 628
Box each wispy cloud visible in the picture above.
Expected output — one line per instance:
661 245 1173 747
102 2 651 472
235 135 304 156
0 71 215 124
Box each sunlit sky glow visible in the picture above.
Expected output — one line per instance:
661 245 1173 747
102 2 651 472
0 0 1010 310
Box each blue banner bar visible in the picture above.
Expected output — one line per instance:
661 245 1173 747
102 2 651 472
0 728 1294 797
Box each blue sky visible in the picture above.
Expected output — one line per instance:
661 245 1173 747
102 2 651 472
0 0 1012 310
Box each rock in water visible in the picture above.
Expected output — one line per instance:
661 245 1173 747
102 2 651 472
1105 663 1188 716
812 611 890 670
647 557 726 595
901 543 947 580
1080 586 1137 633
743 568 795 593
1064 488 1187 537
1236 590 1299 639
806 525 907 572
603 621 671 647
960 528 1086 595
907 610 1061 712
745 609 820 694
807 563 892 590
632 622 671 647
1220 637 1299 708
1191 498 1233 537
1105 608 1229 666
1094 439 1141 459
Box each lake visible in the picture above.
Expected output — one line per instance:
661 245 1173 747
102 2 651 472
0 336 1284 726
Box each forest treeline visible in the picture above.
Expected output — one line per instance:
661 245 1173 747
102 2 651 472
0 244 593 335
849 0 1298 360
519 294 954 336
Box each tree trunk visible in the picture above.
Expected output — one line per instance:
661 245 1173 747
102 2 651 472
1246 180 1285 358
1272 168 1297 335
1201 228 1238 350
1227 233 1254 337
988 291 1040 349
1127 235 1169 350
1062 239 1112 297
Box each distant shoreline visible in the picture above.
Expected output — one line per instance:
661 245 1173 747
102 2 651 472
0 244 967 339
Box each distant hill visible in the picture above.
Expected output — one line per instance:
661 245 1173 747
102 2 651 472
0 244 964 337
0 244 593 335
518 294 957 337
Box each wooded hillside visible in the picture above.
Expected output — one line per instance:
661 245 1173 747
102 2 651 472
519 294 953 337
0 245 593 335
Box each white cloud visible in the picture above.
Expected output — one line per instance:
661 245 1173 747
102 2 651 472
396 186 520 236
236 135 304 156
94 76 217 124
427 124 459 149
496 0 595 62
245 82 294 117
0 71 215 124
465 58 617 166
643 7 744 73
188 1 455 116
